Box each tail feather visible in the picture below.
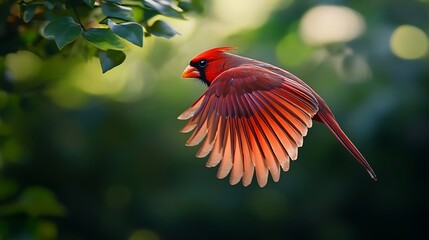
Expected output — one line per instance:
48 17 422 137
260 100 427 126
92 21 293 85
314 98 377 181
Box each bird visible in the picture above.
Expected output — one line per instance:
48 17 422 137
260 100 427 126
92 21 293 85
178 47 377 187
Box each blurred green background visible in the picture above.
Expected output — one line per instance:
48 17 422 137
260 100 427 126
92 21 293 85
1 0 428 239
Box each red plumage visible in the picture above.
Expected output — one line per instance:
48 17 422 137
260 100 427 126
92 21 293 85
179 47 377 187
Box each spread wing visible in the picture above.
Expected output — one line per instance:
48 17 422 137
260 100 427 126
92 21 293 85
178 65 319 187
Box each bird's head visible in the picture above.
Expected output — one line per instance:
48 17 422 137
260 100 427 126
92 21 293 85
181 47 238 86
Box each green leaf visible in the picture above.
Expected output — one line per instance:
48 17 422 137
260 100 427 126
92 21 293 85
178 0 204 14
142 8 158 21
108 19 143 47
143 0 184 19
81 0 96 8
101 2 134 21
99 50 126 73
147 20 180 39
43 16 83 50
82 28 125 50
21 4 37 23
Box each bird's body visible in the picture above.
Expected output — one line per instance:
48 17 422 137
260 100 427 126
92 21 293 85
179 47 376 187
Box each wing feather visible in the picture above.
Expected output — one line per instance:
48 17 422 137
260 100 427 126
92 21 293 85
228 94 244 185
253 91 301 154
245 93 281 182
251 91 292 165
245 116 269 187
233 92 255 186
178 65 319 187
206 99 225 167
206 118 223 167
265 91 310 141
196 95 219 157
217 117 232 179
178 95 205 120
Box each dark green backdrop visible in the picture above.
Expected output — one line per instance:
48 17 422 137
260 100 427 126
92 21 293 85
1 0 428 239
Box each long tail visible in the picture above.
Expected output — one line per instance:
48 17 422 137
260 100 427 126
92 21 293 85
314 97 377 181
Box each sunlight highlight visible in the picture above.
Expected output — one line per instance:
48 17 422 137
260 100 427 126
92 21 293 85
70 57 146 101
299 5 365 45
390 25 428 60
5 51 42 81
212 0 284 34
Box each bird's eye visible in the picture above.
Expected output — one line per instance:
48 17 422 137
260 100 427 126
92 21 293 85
198 60 208 68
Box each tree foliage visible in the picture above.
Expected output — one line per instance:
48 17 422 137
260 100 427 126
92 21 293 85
0 0 203 238
2 0 202 72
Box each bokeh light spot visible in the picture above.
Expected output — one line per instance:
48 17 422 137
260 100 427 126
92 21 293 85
390 25 428 60
5 51 42 81
45 83 88 109
35 221 58 239
212 0 283 34
299 5 365 45
129 229 160 240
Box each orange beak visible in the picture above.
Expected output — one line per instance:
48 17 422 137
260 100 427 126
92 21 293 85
181 65 200 78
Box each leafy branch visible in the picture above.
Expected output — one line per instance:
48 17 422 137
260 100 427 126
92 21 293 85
8 0 203 73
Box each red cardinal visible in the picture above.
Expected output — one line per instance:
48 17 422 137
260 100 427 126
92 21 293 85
179 47 377 187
